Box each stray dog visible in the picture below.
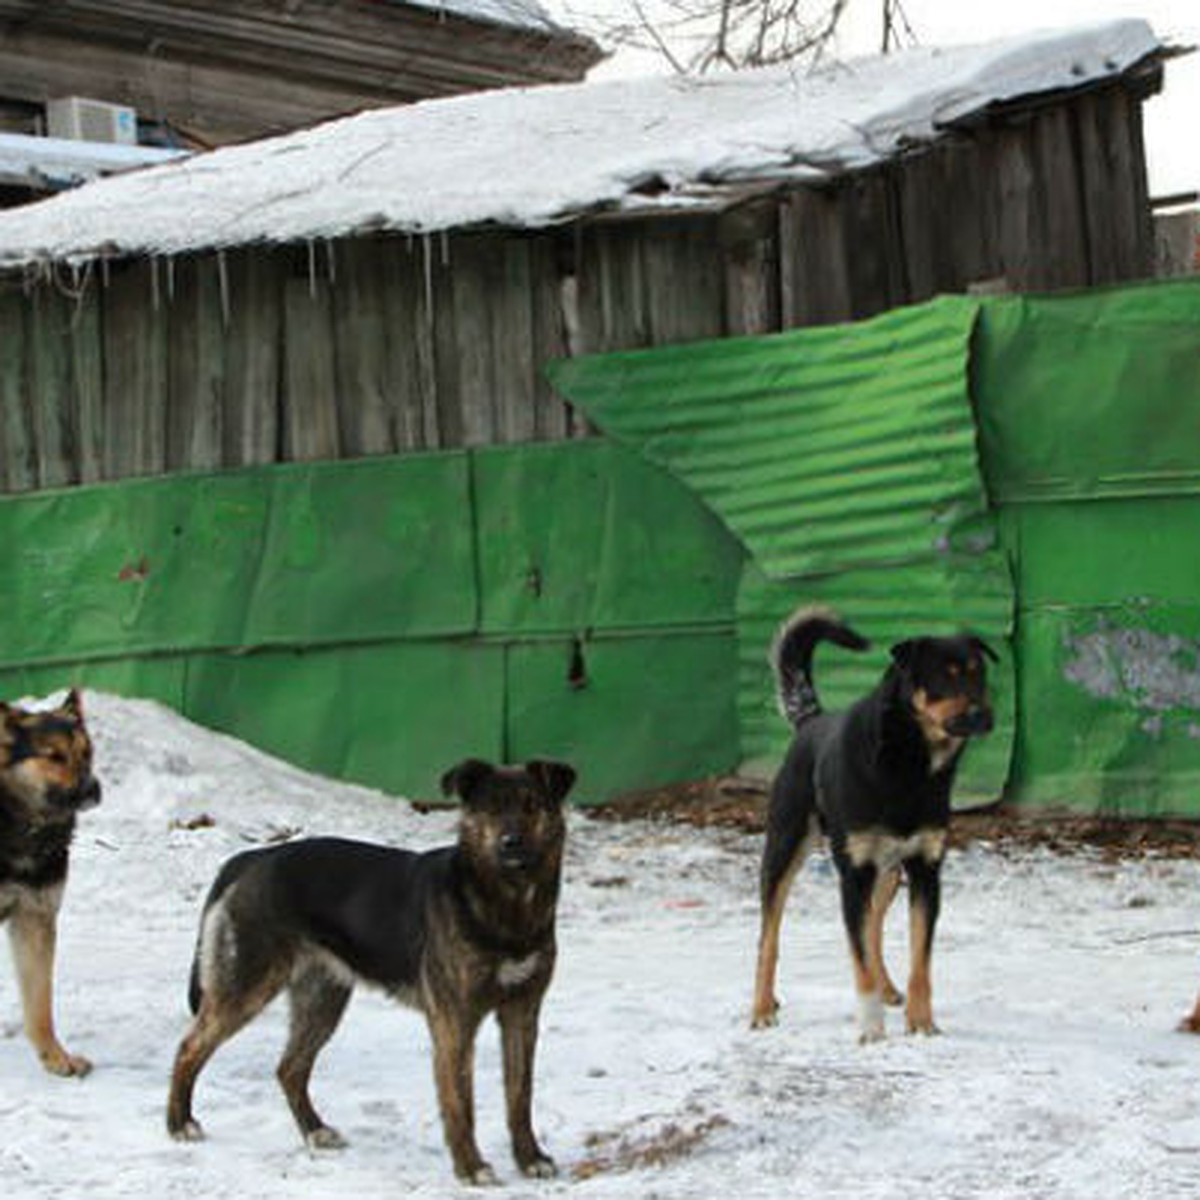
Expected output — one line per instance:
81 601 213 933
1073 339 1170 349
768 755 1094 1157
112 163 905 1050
750 608 995 1042
0 689 101 1076
167 757 576 1185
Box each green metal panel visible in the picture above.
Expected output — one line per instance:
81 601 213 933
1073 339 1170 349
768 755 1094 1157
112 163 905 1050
997 500 1200 816
548 296 989 578
0 656 186 710
0 439 744 804
0 454 475 669
975 277 1200 815
504 632 739 801
974 277 1200 503
549 295 1015 805
183 641 505 803
473 439 742 635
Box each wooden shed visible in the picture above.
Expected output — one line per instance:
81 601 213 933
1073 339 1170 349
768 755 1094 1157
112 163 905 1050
0 0 603 146
0 18 1175 493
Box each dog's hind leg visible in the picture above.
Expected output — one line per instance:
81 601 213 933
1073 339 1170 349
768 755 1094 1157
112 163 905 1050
752 810 819 1028
166 899 291 1141
903 856 942 1035
867 868 904 1007
168 988 278 1140
8 899 91 1077
277 962 353 1149
1179 989 1200 1034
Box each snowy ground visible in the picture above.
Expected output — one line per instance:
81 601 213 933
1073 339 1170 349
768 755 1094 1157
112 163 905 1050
5 693 1200 1198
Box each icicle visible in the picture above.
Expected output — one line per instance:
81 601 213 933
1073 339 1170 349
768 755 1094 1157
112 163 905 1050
67 261 91 330
150 256 160 312
166 255 176 304
307 239 318 300
324 239 336 287
439 229 450 268
101 257 111 290
422 233 433 319
217 250 230 328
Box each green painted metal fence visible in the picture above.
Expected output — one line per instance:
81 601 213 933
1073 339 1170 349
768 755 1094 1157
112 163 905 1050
549 297 1017 804
552 275 1200 816
4 275 1198 814
974 278 1200 815
0 440 743 803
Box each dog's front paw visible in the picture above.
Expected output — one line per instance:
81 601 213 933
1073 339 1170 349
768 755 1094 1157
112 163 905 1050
170 1119 206 1143
305 1126 348 1151
906 1016 942 1037
462 1163 499 1187
41 1047 92 1078
857 994 886 1044
750 998 780 1029
1178 1013 1200 1035
520 1154 557 1179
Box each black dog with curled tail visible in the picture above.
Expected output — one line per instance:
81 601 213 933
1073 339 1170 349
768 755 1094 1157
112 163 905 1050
751 608 995 1043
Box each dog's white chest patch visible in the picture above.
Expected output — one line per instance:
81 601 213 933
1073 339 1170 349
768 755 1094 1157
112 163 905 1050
497 952 541 989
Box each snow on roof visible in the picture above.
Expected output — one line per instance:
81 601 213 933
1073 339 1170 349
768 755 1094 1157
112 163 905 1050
0 19 1163 268
0 132 186 192
396 0 568 35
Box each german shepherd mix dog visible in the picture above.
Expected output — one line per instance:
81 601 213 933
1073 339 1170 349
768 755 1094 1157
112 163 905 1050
751 608 995 1043
0 689 101 1077
167 757 576 1185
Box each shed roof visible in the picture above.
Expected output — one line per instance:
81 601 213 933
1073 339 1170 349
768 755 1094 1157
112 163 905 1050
0 133 185 192
396 0 570 35
0 18 1164 268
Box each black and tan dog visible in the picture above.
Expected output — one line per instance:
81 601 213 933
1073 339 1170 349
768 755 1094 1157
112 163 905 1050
750 608 995 1042
167 756 576 1185
0 689 101 1076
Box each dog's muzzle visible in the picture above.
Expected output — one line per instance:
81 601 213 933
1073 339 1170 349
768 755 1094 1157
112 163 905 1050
497 832 537 872
945 706 994 738
54 777 102 812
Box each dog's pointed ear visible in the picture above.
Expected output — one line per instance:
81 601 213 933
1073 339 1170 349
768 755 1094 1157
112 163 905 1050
889 639 921 672
525 759 576 804
968 635 999 663
440 758 495 803
59 688 84 720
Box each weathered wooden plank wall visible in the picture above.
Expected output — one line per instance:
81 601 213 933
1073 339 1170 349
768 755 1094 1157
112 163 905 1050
0 84 1156 494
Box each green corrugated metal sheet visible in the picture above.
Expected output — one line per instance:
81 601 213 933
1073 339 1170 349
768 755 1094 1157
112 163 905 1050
0 440 744 803
549 297 992 579
549 294 1016 805
0 454 476 668
473 440 742 635
975 278 1200 504
976 277 1200 815
183 642 507 800
505 632 739 798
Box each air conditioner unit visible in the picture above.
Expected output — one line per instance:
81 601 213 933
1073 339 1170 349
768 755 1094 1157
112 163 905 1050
46 96 138 145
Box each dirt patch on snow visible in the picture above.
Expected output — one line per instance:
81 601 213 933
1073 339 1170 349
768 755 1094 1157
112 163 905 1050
588 777 1200 862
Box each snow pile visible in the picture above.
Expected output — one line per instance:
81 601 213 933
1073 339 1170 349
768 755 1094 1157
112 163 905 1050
3 690 1200 1198
0 19 1161 266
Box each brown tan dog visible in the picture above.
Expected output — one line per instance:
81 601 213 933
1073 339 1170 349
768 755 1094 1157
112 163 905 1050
0 689 101 1076
167 757 575 1185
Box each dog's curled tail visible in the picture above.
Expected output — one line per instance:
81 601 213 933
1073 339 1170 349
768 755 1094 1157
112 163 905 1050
770 606 870 727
